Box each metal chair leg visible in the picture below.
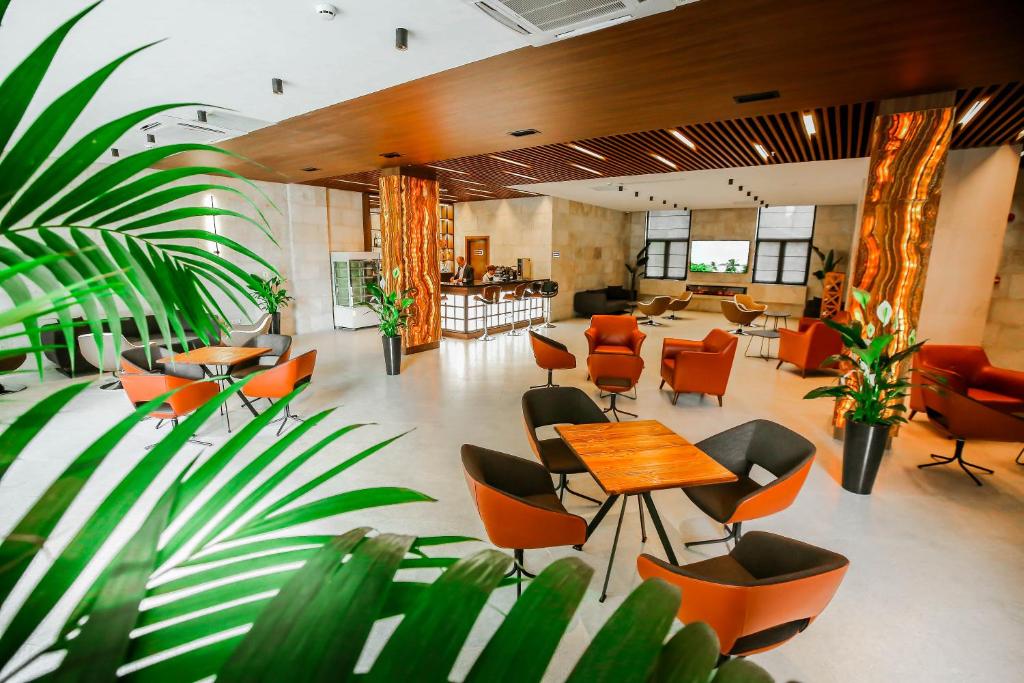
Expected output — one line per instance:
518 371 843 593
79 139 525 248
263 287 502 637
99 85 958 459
685 522 742 549
602 394 637 421
554 473 602 504
531 369 558 389
638 495 647 542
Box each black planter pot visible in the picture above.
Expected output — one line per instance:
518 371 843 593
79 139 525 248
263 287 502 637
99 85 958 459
803 297 823 318
382 335 402 375
842 419 889 494
269 311 282 334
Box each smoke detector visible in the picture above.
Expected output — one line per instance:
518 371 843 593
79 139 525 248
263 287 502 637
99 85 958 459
315 4 338 20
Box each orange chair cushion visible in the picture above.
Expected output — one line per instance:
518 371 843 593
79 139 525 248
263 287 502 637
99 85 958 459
593 344 635 355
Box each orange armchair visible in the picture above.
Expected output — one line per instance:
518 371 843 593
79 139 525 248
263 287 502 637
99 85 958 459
910 345 1024 419
918 378 1024 486
777 319 844 377
584 315 646 356
637 532 848 657
462 444 587 596
659 329 737 406
529 331 576 388
120 371 220 447
242 350 317 436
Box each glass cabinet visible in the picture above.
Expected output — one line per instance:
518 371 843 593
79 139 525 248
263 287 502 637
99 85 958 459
331 251 381 329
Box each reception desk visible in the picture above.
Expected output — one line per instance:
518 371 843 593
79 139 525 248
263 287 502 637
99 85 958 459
442 280 546 339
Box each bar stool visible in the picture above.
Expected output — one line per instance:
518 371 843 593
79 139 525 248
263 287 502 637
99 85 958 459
533 280 558 329
503 282 530 337
473 285 501 341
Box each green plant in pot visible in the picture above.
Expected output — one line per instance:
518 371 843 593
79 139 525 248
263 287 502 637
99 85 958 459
360 267 415 375
804 288 925 494
805 245 845 317
248 273 294 334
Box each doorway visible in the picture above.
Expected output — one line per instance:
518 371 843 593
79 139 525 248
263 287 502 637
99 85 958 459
465 236 489 280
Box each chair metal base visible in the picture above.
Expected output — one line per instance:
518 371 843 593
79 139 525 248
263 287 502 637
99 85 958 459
144 417 212 449
918 439 993 486
555 473 602 504
685 521 743 549
269 403 304 436
639 318 664 326
506 548 537 598
602 393 637 421
531 369 559 389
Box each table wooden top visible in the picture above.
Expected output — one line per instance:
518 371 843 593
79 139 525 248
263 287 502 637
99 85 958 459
156 346 271 366
556 420 737 495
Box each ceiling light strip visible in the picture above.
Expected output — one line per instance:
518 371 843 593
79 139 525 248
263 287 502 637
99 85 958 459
649 152 678 170
802 111 817 136
566 143 606 160
426 165 468 174
569 162 602 175
669 129 697 151
504 170 539 181
957 98 987 127
489 155 530 168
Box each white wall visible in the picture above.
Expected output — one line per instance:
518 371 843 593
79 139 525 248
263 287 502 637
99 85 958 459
918 146 1019 346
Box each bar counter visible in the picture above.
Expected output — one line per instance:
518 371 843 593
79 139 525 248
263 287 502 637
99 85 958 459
441 280 546 339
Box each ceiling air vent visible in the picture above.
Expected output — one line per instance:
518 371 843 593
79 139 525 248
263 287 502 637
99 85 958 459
733 90 780 104
466 0 687 46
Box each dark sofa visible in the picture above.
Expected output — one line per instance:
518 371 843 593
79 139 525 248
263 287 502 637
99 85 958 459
573 286 632 317
41 314 201 376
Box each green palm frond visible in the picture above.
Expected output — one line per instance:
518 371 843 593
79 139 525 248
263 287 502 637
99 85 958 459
0 1 279 370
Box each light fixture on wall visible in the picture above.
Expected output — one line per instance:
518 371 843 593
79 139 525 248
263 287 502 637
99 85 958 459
396 27 409 51
208 195 220 255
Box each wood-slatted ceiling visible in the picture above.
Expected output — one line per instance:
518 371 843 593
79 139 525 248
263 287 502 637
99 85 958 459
320 84 1024 202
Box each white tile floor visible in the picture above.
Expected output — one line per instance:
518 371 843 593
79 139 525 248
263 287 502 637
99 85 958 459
2 311 1022 682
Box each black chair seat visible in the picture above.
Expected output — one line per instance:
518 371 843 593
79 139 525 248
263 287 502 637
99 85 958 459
521 491 568 513
685 476 761 523
678 553 757 585
535 438 588 474
730 619 810 655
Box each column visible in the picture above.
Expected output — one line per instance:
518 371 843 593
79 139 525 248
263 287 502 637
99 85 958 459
836 101 956 426
378 166 441 353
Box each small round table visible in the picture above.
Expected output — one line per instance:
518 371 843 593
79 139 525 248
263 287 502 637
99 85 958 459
762 311 791 330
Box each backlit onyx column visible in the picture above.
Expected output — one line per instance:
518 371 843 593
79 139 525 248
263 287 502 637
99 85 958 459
378 166 441 353
834 105 955 427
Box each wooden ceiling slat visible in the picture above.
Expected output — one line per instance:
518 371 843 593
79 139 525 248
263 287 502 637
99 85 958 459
324 86 1024 202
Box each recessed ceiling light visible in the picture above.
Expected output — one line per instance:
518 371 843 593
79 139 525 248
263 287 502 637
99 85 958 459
570 163 602 175
505 171 539 181
957 98 988 127
379 152 402 159
508 128 541 137
567 143 606 160
301 166 320 172
489 155 530 168
1016 128 1024 141
669 130 697 151
802 111 816 136
752 143 771 161
649 153 678 170
426 165 468 174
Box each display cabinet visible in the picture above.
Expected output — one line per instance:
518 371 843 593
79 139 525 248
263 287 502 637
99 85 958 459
331 251 381 329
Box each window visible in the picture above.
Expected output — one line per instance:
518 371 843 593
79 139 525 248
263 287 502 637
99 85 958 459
644 210 690 280
753 205 815 284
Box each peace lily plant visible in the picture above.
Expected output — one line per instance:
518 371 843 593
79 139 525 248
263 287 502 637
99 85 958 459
804 288 925 493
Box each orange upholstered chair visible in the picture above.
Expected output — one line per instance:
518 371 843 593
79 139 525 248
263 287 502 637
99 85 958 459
659 329 737 406
462 444 587 596
588 352 644 421
684 420 815 548
120 366 220 447
529 331 576 388
777 318 845 377
637 532 848 657
917 377 1024 486
241 350 317 435
584 315 646 356
909 345 1024 420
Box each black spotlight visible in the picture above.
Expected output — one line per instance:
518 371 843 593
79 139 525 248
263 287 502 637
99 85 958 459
145 134 156 145
111 148 120 158
728 178 734 185
197 109 208 123
396 28 409 51
618 185 624 192
272 78 284 95
635 191 639 197
649 196 654 202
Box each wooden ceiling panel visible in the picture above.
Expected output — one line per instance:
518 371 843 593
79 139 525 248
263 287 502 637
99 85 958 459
160 0 1024 183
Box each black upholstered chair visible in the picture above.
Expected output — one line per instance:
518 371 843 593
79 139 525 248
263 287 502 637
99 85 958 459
522 386 608 504
230 334 293 379
120 343 205 380
638 532 849 657
684 420 815 548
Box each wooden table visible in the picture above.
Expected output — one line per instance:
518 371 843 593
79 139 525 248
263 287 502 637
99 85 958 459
556 420 737 601
157 346 272 426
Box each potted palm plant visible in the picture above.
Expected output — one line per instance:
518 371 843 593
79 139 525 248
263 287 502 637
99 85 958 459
804 289 925 494
248 274 294 334
360 268 415 375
